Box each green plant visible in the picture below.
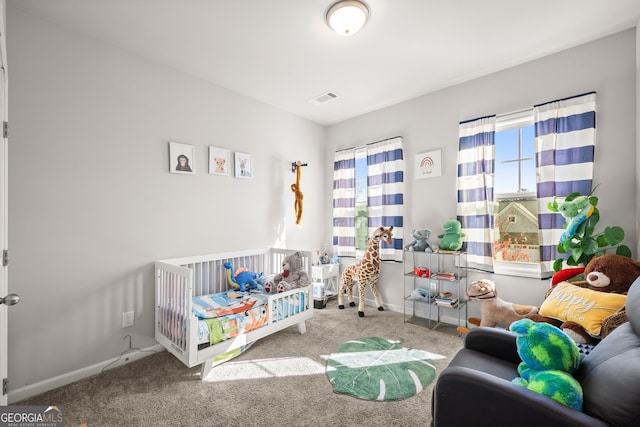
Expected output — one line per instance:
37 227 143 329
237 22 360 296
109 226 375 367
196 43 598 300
548 192 632 271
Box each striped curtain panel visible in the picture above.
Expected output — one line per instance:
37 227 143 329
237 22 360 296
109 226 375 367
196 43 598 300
535 92 596 272
456 116 496 266
332 148 356 257
367 137 404 262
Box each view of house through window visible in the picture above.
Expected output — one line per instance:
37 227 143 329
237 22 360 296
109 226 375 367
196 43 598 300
493 110 540 265
355 147 368 250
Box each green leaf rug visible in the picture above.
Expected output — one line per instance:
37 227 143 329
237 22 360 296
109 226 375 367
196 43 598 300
326 337 437 401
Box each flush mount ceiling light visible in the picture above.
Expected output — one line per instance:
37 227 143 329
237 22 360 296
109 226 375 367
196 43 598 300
326 0 369 36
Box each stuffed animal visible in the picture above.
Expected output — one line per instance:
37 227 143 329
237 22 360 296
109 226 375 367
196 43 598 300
437 219 465 251
291 161 304 226
464 279 538 328
510 318 583 411
404 228 435 252
528 254 640 343
264 251 310 293
223 262 262 292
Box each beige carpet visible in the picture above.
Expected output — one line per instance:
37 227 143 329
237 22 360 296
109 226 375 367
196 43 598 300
16 301 464 427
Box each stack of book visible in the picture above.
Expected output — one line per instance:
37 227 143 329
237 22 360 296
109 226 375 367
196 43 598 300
435 271 457 281
435 293 459 307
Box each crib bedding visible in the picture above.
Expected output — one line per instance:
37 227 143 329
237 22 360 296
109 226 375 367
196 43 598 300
193 289 305 349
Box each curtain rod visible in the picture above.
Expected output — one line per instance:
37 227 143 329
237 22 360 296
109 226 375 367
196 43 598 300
459 114 496 125
336 135 402 153
534 91 596 108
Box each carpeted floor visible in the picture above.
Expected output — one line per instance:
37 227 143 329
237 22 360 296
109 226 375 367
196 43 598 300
15 301 464 427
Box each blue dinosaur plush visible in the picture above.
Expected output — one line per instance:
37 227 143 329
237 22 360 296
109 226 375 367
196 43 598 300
223 262 262 292
437 219 465 251
509 318 583 411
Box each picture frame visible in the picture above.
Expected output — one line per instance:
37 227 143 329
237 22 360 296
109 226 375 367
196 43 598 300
169 141 195 175
208 146 230 176
415 149 442 179
234 152 253 179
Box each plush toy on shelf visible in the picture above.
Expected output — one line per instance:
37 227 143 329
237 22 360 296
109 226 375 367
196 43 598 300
264 251 310 294
404 228 435 252
527 254 640 343
437 219 465 251
510 318 583 411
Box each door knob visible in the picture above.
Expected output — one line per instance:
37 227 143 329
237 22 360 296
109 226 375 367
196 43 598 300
0 293 19 306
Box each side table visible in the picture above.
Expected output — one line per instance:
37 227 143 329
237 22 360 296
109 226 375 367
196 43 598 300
311 264 340 297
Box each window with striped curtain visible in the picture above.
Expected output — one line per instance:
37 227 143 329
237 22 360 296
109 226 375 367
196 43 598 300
456 92 596 276
332 137 404 262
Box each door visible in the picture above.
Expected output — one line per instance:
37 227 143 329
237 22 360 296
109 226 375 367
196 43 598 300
0 0 9 406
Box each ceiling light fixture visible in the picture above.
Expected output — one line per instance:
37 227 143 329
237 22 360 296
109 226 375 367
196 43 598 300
326 0 369 36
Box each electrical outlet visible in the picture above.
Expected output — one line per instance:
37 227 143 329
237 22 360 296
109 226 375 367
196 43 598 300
122 311 134 328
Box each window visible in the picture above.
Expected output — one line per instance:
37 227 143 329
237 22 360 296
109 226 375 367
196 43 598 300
354 147 368 250
457 92 596 278
492 110 542 276
332 137 404 262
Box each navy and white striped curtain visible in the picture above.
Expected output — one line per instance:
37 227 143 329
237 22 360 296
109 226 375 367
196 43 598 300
332 137 404 261
332 148 356 257
535 92 596 272
456 116 496 266
367 137 404 261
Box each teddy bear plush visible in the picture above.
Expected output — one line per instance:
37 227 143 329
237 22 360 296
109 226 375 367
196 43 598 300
510 318 583 411
404 228 435 252
264 251 310 293
437 219 465 251
527 254 640 343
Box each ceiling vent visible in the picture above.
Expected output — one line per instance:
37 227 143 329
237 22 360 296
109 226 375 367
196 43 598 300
308 91 338 106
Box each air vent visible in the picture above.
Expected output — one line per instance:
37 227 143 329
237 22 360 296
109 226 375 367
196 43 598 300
308 91 338 106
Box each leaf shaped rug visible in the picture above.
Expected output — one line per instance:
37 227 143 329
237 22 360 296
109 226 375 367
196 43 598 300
326 337 437 401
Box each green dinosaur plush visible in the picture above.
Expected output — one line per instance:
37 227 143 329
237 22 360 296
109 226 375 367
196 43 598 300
509 318 583 411
437 219 465 251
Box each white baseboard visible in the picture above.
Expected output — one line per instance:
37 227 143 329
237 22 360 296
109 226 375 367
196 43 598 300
8 343 165 404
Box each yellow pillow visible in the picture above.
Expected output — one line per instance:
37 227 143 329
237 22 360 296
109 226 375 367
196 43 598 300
539 282 627 337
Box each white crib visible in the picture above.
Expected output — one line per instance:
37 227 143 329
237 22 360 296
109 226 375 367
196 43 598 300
155 248 314 379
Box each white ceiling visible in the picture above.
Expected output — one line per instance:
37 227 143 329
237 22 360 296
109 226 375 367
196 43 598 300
9 0 640 126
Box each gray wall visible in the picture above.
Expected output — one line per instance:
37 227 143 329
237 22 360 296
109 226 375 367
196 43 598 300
326 28 638 316
7 6 325 391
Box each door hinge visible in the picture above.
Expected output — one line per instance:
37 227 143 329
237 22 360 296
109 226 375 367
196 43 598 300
2 121 7 139
2 249 8 266
3 378 7 395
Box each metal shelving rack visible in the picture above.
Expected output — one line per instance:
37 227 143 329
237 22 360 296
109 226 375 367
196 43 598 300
403 249 467 331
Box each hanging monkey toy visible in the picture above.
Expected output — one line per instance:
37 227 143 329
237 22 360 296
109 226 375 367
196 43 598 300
291 161 304 226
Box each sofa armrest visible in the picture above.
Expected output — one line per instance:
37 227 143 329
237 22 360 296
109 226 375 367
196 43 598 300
463 327 521 364
433 366 608 427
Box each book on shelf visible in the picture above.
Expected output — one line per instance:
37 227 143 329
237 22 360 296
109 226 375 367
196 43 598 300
434 271 457 281
434 294 459 307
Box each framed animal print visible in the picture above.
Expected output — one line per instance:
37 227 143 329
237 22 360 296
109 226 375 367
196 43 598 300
169 141 195 175
208 146 230 176
234 152 252 179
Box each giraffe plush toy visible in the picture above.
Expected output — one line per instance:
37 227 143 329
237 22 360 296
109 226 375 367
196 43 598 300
338 226 394 317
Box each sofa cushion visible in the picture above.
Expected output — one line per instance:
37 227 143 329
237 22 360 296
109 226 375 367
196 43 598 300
574 278 640 427
538 282 626 337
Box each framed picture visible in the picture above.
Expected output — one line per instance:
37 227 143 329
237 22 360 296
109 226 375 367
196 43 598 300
415 149 442 179
169 141 195 175
208 146 230 176
234 152 252 179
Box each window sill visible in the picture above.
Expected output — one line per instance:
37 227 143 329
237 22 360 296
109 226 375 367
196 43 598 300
492 260 552 279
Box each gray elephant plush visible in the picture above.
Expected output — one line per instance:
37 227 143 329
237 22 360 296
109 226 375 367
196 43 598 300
404 228 435 252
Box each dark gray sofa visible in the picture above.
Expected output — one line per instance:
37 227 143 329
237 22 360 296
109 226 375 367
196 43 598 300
431 276 640 427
